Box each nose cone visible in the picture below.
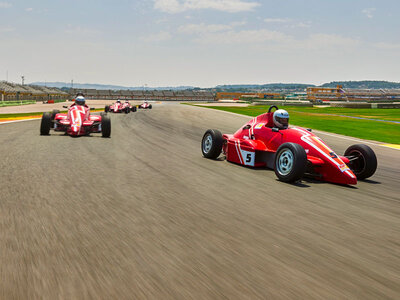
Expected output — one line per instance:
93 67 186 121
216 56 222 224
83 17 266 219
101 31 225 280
345 169 357 185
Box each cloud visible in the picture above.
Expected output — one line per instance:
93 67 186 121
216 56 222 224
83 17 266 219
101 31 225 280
142 31 172 42
301 34 360 50
362 8 376 19
64 25 100 35
193 29 290 44
0 2 11 8
181 25 359 52
178 21 245 34
375 42 400 50
25 7 33 12
0 26 15 32
291 21 311 28
154 0 260 13
264 18 290 23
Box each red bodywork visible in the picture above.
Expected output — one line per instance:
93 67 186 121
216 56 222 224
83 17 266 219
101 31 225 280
139 102 151 109
54 104 102 136
109 102 125 113
223 111 358 185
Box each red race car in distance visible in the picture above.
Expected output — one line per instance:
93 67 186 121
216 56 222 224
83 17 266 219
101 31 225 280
201 105 377 185
40 100 111 137
105 100 136 113
138 101 152 109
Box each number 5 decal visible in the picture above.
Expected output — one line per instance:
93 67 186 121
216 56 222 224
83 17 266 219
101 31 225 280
246 154 252 163
240 150 255 166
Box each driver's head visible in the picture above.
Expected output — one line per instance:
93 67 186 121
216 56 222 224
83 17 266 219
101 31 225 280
75 96 86 106
117 99 121 103
273 109 289 129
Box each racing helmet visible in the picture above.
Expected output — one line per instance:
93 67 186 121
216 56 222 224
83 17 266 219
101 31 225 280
75 95 86 106
117 99 121 103
273 109 289 129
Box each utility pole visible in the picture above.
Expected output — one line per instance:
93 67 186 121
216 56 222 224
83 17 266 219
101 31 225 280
71 79 74 89
6 70 8 82
21 76 25 85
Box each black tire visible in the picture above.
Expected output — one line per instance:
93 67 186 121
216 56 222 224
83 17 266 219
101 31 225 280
51 109 60 120
201 129 223 159
149 104 152 109
124 107 130 114
274 143 307 183
344 144 377 179
101 115 111 138
105 105 109 113
131 106 137 112
40 112 52 135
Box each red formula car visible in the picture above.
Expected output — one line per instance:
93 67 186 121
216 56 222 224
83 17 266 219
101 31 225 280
40 103 111 137
201 106 377 185
105 100 136 113
138 101 152 109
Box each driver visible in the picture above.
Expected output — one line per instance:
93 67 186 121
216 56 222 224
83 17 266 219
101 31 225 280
75 95 86 106
117 99 121 103
273 109 289 129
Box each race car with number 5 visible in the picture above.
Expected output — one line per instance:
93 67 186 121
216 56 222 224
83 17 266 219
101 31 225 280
201 106 377 185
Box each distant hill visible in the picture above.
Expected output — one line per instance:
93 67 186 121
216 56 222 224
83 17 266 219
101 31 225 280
216 83 313 89
30 82 196 91
321 81 400 89
29 80 400 91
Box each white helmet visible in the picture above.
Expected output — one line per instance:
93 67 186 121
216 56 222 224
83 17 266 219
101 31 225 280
75 96 85 106
273 109 289 129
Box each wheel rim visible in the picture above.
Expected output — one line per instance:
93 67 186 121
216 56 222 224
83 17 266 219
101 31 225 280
277 149 294 176
348 150 366 174
203 134 213 154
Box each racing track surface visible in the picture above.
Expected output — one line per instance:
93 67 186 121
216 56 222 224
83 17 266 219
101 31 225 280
0 103 399 299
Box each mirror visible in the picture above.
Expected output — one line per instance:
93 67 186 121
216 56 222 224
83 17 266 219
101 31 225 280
272 128 279 132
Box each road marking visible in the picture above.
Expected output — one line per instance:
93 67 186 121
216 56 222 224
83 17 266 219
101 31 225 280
0 117 41 125
381 144 400 150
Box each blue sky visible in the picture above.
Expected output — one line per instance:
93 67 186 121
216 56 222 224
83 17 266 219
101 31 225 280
0 0 399 87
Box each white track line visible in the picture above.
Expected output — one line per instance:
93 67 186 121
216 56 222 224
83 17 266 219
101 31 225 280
0 118 41 125
195 105 400 151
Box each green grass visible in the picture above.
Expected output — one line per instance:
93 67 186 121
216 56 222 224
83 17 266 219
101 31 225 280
201 105 400 144
0 100 36 107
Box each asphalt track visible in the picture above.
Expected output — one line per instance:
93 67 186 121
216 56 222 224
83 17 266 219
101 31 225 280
0 103 399 299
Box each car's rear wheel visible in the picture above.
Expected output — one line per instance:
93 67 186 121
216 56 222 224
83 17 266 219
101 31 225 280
105 105 109 112
149 104 152 109
274 143 307 183
125 107 130 114
101 115 111 138
40 112 52 135
344 144 377 179
202 129 223 159
131 106 137 112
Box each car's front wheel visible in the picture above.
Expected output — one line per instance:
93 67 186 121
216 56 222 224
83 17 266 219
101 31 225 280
40 112 52 135
274 143 307 183
202 129 223 159
101 115 111 138
344 144 377 179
